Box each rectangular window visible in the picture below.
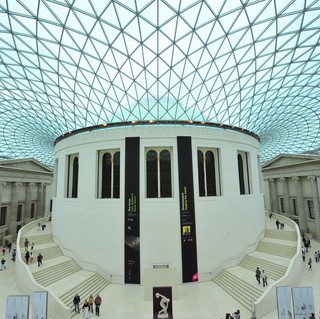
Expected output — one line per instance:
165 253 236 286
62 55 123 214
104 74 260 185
197 148 221 197
280 197 285 214
66 153 79 198
0 206 7 226
30 202 35 218
237 151 251 195
307 200 315 219
17 204 22 222
16 225 22 234
97 150 120 198
292 198 298 215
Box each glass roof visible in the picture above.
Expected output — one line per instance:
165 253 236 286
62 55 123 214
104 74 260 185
0 0 320 166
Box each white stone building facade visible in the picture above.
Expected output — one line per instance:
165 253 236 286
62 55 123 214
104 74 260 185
0 158 53 244
262 154 320 239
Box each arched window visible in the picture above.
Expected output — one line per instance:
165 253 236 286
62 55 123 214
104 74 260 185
197 148 221 197
102 153 112 198
237 151 251 195
205 151 217 196
71 156 79 197
113 151 120 198
146 148 172 198
98 150 120 198
67 154 79 198
160 150 172 198
238 154 245 194
146 150 158 198
198 151 205 196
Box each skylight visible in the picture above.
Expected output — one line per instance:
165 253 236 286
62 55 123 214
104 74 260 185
0 0 319 165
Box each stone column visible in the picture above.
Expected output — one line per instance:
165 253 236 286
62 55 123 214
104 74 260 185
279 178 290 217
36 183 46 219
308 176 320 239
24 182 35 224
0 182 6 243
0 182 6 208
269 178 279 213
10 182 22 237
42 183 47 216
292 177 308 232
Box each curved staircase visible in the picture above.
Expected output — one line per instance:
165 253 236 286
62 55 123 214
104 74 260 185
18 215 299 318
20 224 109 318
213 216 299 312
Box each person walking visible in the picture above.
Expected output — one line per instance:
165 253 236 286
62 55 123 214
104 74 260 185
24 238 29 251
302 248 306 262
261 270 268 287
25 250 30 264
94 294 102 316
0 257 6 270
305 240 310 252
73 293 80 314
11 249 16 262
308 258 312 269
255 267 261 284
37 253 43 267
88 294 94 313
82 299 90 319
232 309 240 319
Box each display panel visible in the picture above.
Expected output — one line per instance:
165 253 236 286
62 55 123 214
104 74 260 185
177 136 198 283
124 137 141 284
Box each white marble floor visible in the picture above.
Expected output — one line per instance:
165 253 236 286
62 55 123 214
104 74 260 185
1 234 320 319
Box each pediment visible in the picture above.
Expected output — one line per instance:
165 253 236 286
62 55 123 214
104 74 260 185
263 153 320 169
0 158 51 172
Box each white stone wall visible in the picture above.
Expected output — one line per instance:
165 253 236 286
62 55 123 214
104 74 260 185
53 125 264 283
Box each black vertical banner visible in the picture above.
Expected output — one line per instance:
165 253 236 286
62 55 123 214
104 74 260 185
124 137 140 284
177 136 198 283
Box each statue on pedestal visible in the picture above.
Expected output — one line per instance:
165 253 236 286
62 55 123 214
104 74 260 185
156 292 170 318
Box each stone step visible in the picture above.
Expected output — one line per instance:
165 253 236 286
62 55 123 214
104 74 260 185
33 259 82 286
20 223 110 319
256 241 296 258
57 272 109 317
20 233 53 247
265 229 297 241
29 255 71 272
213 217 299 311
240 255 287 280
21 245 63 262
213 270 261 311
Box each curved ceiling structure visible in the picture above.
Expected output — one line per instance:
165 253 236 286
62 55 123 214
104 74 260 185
0 0 320 166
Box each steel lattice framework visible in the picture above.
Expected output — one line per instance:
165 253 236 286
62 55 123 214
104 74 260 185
0 0 320 166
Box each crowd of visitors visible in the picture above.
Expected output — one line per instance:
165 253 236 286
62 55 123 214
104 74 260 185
0 239 15 269
73 293 103 317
